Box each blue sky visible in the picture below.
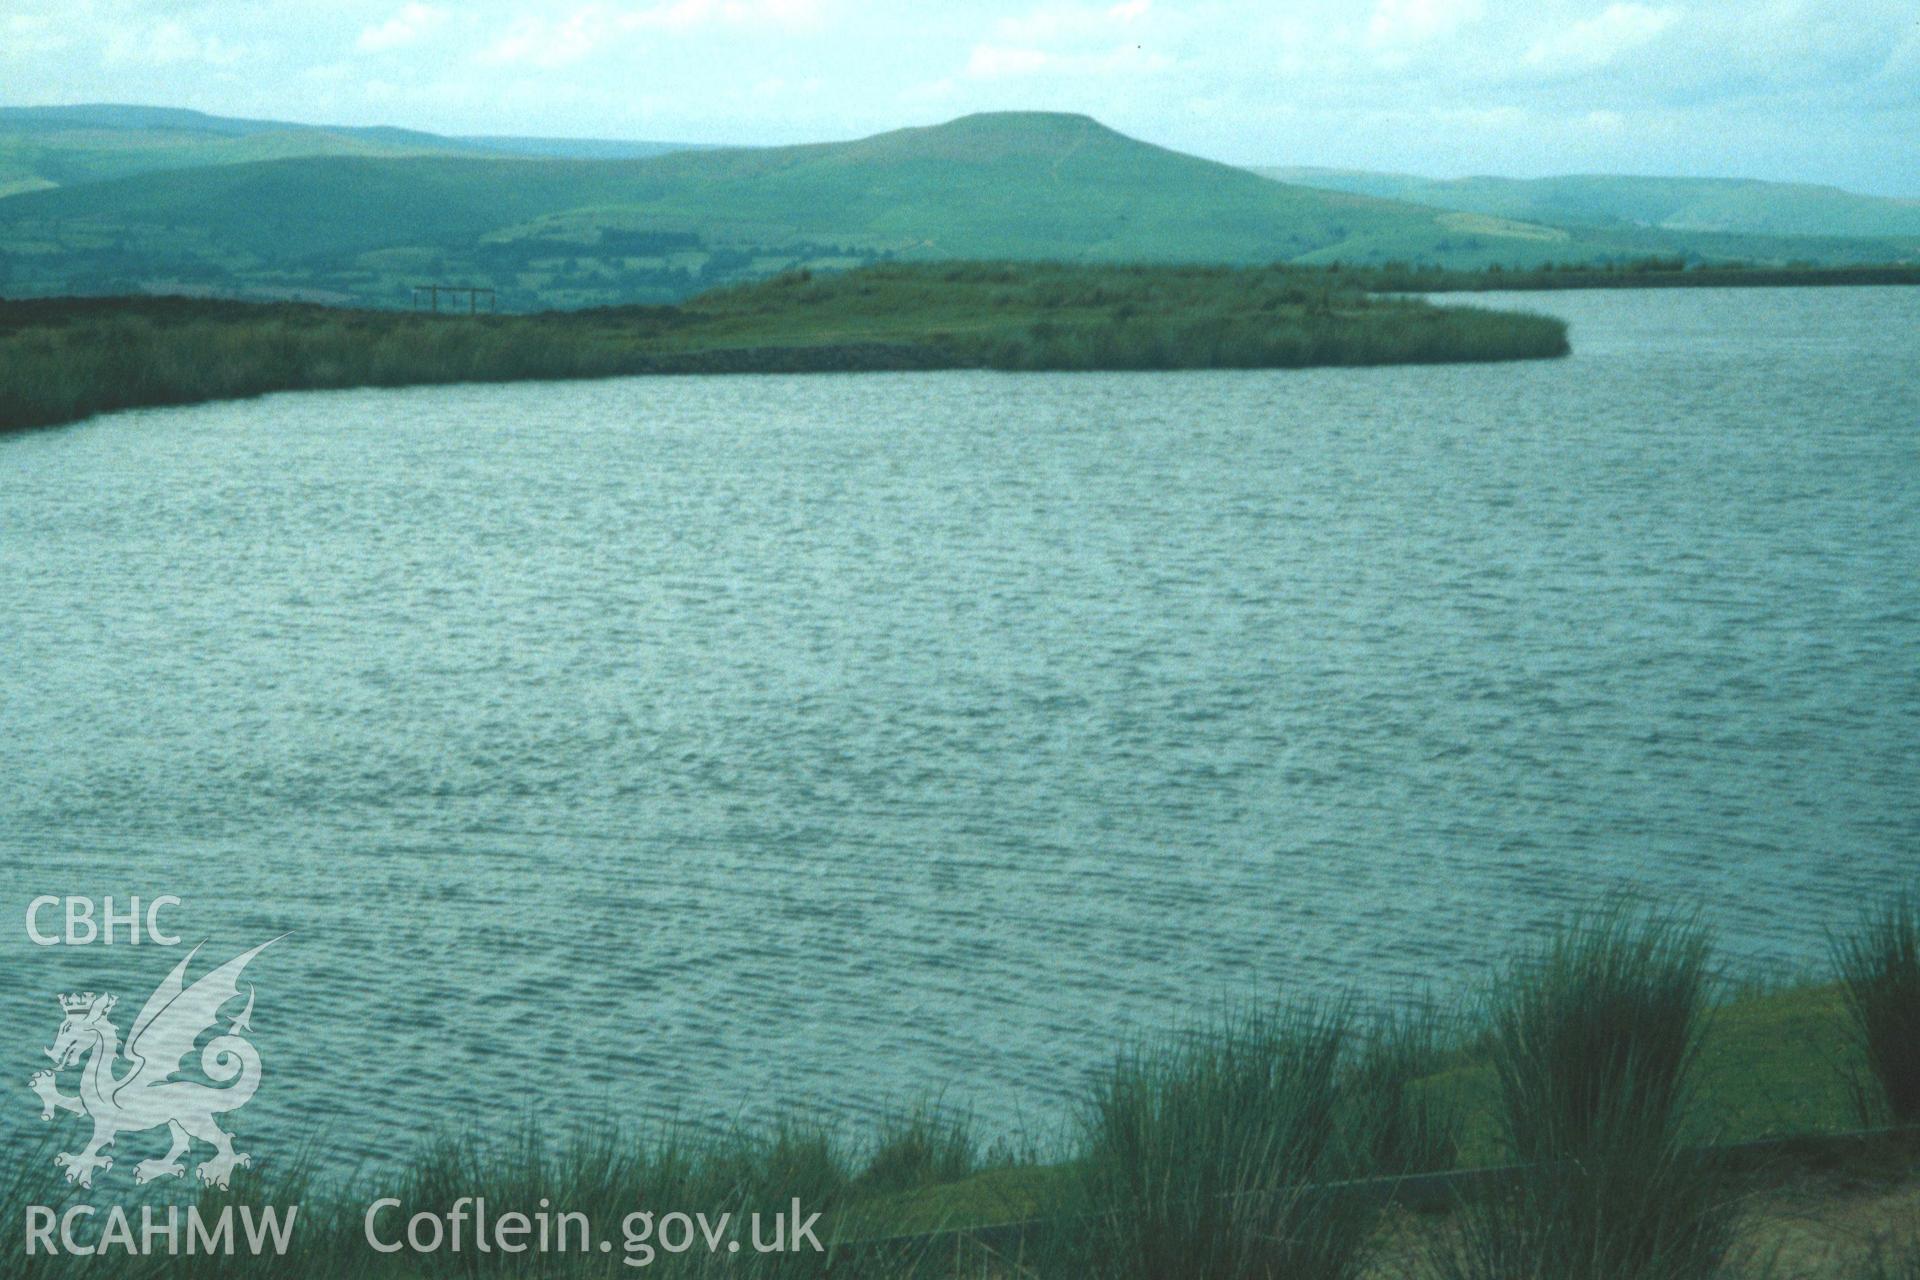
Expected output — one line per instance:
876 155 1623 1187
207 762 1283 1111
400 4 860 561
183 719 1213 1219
5 0 1918 195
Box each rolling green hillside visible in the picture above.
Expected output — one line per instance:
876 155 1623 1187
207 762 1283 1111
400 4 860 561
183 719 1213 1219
0 104 691 197
0 104 481 195
1254 166 1920 240
0 112 1588 308
1 111 1913 311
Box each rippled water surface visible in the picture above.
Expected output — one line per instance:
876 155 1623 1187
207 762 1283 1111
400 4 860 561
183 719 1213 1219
2 287 1916 1166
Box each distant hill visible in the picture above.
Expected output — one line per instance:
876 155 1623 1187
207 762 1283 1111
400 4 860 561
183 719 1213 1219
1253 167 1920 241
1 110 1913 310
0 104 694 197
0 112 1575 307
459 135 698 160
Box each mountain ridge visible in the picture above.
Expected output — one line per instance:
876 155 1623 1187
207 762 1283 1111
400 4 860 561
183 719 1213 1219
0 102 697 197
1 108 1914 310
1252 167 1920 240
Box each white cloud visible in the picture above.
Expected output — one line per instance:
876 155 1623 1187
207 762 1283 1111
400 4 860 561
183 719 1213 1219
3 13 67 58
358 4 448 53
480 0 824 65
966 43 1054 77
750 73 822 95
994 0 1151 46
618 0 824 32
901 74 959 101
481 8 609 67
965 0 1168 81
965 40 1169 78
103 18 247 67
1523 3 1679 74
1367 0 1484 47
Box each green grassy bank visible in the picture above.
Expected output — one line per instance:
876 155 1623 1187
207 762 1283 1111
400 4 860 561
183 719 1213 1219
7 896 1917 1279
876 976 1887 1235
0 261 1570 432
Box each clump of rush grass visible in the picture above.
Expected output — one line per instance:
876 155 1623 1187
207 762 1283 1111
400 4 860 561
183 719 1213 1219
1493 908 1711 1164
1832 888 1920 1126
857 1103 978 1194
1421 906 1740 1280
1343 1001 1460 1177
1059 1001 1379 1280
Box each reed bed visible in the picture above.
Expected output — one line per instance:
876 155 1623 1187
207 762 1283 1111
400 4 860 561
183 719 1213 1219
0 262 1570 432
1055 1002 1378 1280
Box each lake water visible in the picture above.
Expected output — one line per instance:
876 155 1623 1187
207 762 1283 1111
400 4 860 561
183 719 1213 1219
2 287 1916 1171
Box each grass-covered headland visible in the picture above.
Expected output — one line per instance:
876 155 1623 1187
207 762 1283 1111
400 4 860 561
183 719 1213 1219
1338 258 1920 293
6 890 1918 1279
0 262 1570 432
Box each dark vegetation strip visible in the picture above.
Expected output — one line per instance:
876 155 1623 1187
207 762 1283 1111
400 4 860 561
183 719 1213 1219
0 262 1570 432
1337 259 1920 293
4 890 1916 1278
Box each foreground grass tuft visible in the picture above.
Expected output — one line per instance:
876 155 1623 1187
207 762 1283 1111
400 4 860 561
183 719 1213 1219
1833 889 1920 1126
1344 1002 1461 1177
1492 908 1713 1164
858 1104 979 1195
1423 907 1740 1280
1060 1002 1378 1280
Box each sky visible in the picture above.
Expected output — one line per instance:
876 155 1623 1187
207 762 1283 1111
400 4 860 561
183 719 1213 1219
4 0 1918 195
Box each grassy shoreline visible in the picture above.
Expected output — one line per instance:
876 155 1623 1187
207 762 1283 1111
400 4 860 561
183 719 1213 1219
11 258 1917 434
7 897 1916 1278
0 262 1572 432
1341 259 1920 293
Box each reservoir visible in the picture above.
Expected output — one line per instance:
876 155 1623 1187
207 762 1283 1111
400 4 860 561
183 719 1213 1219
2 286 1914 1168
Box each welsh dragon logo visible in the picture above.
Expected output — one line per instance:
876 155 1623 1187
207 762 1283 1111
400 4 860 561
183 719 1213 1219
28 939 280 1190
